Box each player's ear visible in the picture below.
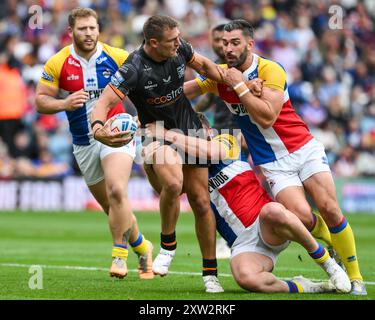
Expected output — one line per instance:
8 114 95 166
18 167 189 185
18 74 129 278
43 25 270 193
247 38 254 51
149 38 158 48
68 26 73 39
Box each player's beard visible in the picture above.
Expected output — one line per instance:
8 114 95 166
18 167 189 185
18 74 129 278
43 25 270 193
226 47 248 68
214 47 225 62
73 33 98 53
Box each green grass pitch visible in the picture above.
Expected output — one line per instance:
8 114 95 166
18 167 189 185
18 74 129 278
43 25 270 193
0 211 373 300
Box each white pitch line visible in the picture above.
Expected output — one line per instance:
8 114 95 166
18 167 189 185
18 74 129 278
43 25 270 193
1 262 374 286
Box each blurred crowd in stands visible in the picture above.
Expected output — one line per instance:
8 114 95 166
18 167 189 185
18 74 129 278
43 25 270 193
0 0 374 179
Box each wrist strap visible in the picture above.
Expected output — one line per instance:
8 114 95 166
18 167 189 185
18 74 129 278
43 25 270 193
93 127 101 139
233 82 245 90
91 120 104 130
238 88 250 98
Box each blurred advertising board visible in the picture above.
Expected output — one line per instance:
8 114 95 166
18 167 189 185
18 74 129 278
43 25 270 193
0 176 191 212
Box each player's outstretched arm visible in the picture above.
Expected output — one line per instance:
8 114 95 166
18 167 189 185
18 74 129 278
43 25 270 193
183 79 204 101
188 52 223 83
35 83 89 114
145 123 226 160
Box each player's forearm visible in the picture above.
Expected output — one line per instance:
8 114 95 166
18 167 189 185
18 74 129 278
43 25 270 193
240 93 277 129
201 61 223 83
183 79 204 101
90 86 121 130
164 130 225 160
190 55 222 83
35 94 66 114
90 99 109 123
90 99 110 135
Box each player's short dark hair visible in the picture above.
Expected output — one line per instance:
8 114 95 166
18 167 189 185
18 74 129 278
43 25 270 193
143 15 179 43
68 7 98 28
224 19 254 39
212 23 226 33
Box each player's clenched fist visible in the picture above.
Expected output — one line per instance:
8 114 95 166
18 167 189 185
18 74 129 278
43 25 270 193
247 78 263 97
217 66 263 97
63 89 89 111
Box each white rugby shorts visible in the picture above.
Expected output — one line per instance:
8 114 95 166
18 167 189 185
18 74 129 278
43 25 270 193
231 216 290 266
73 139 136 186
260 138 331 197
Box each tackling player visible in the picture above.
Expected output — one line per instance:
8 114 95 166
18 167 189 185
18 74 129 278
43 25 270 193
143 115 351 294
184 19 366 295
35 8 153 280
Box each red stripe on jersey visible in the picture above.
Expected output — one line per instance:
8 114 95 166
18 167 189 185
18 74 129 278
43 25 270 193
218 81 313 156
59 55 84 91
107 103 125 120
217 83 240 104
218 170 272 228
272 99 313 153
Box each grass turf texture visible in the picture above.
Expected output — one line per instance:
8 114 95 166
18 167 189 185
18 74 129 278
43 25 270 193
0 211 373 300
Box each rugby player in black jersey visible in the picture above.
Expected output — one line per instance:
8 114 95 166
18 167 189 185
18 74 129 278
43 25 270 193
90 15 225 293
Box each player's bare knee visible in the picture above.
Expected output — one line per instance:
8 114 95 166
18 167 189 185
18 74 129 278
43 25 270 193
162 179 183 197
107 183 127 204
188 193 211 215
261 202 287 225
235 271 263 292
286 203 314 230
318 198 342 225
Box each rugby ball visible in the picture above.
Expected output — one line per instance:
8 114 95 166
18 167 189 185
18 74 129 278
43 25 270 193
109 113 137 139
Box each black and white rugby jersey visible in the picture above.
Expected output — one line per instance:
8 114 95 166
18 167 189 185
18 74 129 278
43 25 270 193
109 38 202 134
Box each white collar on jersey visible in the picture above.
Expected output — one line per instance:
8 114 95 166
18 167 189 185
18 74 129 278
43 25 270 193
70 42 103 66
242 53 259 80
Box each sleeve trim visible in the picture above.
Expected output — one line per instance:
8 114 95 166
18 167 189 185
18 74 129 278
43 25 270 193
109 83 125 100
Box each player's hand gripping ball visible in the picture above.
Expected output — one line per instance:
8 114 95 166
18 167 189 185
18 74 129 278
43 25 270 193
109 113 137 140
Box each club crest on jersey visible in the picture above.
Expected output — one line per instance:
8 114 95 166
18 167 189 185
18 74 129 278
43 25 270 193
68 57 80 67
177 65 185 78
96 56 108 64
41 71 54 82
247 70 258 80
102 69 111 78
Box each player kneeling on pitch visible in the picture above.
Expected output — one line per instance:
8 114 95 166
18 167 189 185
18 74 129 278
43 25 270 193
143 115 351 294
